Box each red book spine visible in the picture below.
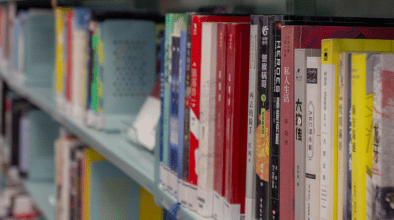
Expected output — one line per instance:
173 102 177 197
189 15 250 186
214 23 227 197
224 23 249 213
279 26 296 220
66 11 73 102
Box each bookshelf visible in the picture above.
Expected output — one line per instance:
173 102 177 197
2 0 393 219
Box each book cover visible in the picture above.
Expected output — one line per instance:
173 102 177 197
372 54 394 220
139 186 163 220
223 22 249 220
166 13 186 197
196 22 217 217
281 25 394 220
321 39 394 220
18 109 30 176
213 22 227 220
159 36 167 187
293 48 320 220
305 54 321 220
189 14 250 212
66 11 73 116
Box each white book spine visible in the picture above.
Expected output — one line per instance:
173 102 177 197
305 56 321 220
197 22 217 217
320 64 334 220
72 30 87 122
245 23 258 220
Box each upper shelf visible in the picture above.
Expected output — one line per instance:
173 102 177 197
0 59 156 195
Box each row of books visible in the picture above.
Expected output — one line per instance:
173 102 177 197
0 84 167 219
158 13 394 220
55 134 165 220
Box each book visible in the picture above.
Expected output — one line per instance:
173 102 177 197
245 16 260 220
305 53 321 220
71 8 91 122
338 52 353 220
54 7 71 110
165 13 187 197
213 22 227 220
18 109 30 176
159 36 167 188
351 52 382 220
294 48 320 220
139 186 163 220
65 11 73 116
196 22 217 217
223 22 249 220
372 54 394 220
189 14 250 212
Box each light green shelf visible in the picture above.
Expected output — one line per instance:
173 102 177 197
23 180 56 220
0 60 155 195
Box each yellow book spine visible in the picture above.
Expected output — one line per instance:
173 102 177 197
54 7 71 95
139 186 163 220
82 149 105 220
351 53 373 220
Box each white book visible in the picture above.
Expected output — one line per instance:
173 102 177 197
305 55 321 220
245 21 258 220
196 22 217 217
71 29 87 122
320 63 335 220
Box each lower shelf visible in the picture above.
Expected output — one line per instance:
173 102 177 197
23 180 55 220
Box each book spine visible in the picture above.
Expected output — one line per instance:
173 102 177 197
246 16 259 220
294 49 306 220
86 21 94 116
168 35 181 197
178 30 187 205
372 55 394 220
213 22 227 220
66 11 73 107
255 15 271 220
224 23 249 220
320 41 334 220
269 18 281 220
351 53 374 220
181 13 193 208
197 22 217 217
305 55 321 220
345 53 352 220
279 25 295 220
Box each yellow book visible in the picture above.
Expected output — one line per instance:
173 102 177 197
54 7 71 109
320 39 394 220
139 186 163 220
351 53 379 220
82 148 105 220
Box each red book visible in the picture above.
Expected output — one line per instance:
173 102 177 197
223 23 250 218
214 22 227 199
189 14 250 187
280 25 394 220
66 11 73 103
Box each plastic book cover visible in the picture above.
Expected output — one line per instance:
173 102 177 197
372 54 394 219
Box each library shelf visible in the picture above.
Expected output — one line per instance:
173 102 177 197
0 59 156 196
23 180 56 220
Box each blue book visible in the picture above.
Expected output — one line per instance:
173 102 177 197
168 36 181 175
177 30 187 179
159 37 165 163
